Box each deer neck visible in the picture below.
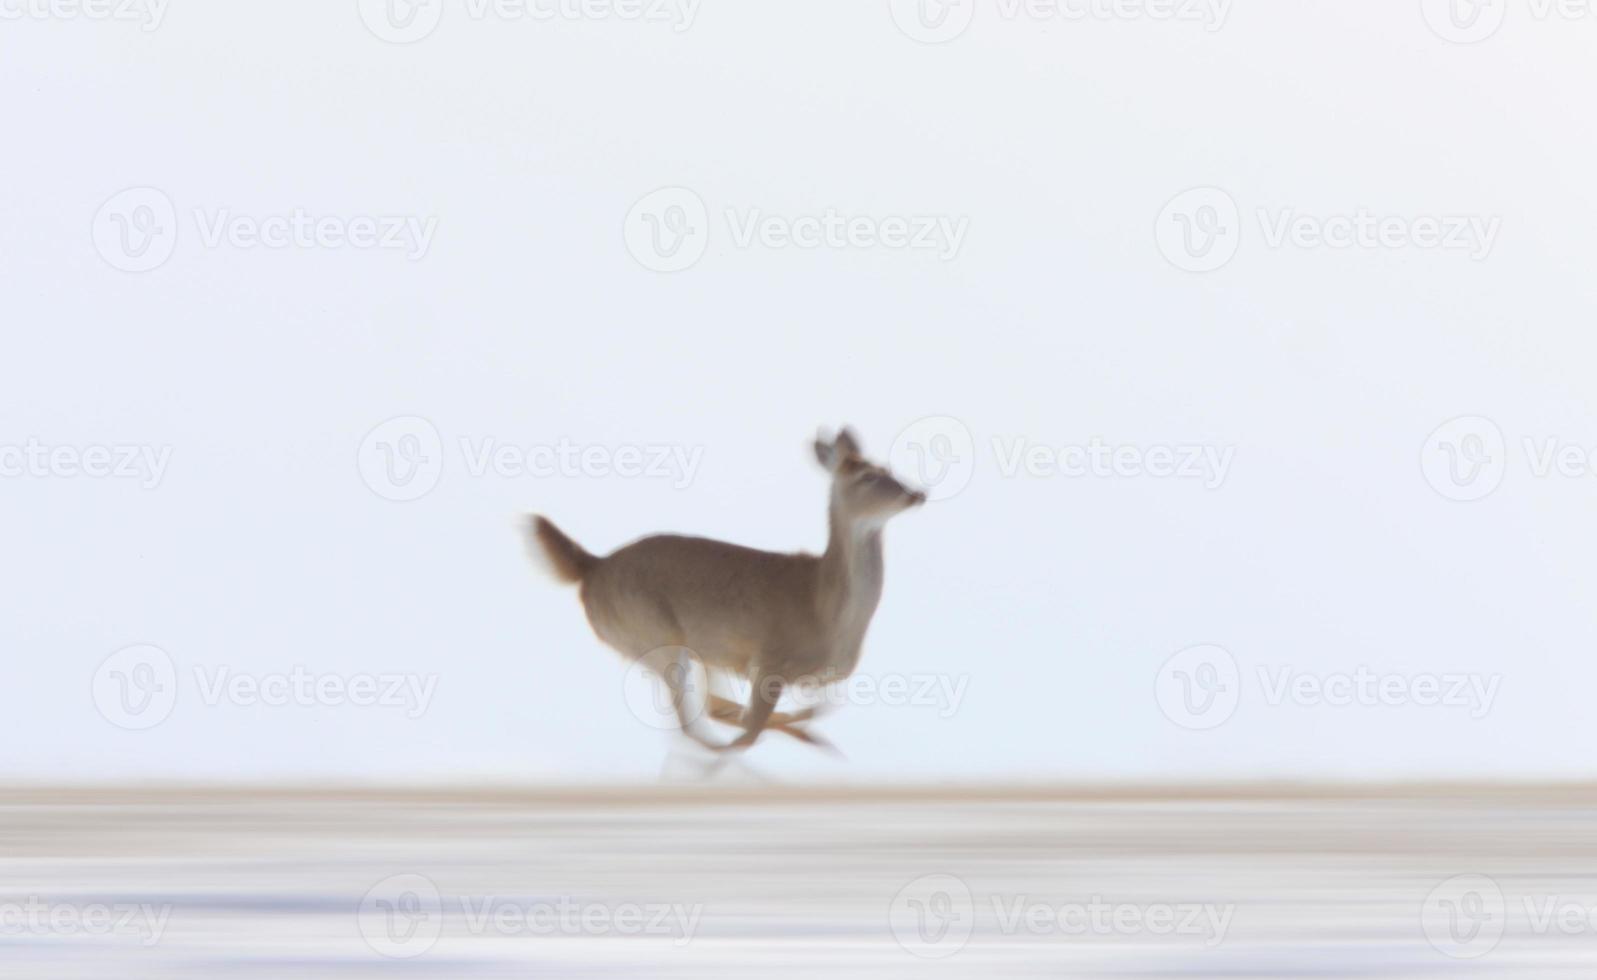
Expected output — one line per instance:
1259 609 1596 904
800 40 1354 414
817 504 885 677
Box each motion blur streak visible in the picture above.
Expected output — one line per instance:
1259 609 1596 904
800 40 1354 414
1 784 1593 977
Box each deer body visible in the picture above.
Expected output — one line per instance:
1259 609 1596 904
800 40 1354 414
528 427 922 752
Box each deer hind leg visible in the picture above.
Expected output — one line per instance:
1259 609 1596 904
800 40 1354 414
706 694 819 730
710 672 789 753
705 694 836 752
641 645 721 751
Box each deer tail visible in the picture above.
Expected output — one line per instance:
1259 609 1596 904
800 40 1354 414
525 515 599 584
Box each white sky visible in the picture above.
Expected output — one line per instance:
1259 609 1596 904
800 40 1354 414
4 0 1597 783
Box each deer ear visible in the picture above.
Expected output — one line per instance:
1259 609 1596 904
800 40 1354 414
835 427 862 459
814 436 838 471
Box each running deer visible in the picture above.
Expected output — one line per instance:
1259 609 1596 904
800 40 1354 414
526 427 925 752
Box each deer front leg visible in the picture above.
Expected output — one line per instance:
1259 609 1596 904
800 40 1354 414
705 694 818 730
655 647 722 751
714 673 785 752
705 694 838 753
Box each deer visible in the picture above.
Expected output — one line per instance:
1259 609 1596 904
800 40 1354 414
525 427 925 753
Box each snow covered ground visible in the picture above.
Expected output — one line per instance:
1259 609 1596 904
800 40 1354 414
2 784 1595 977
